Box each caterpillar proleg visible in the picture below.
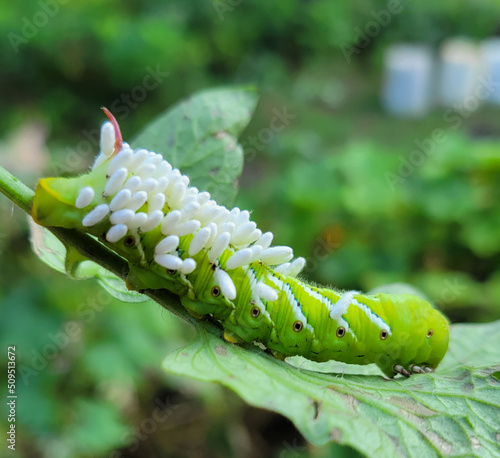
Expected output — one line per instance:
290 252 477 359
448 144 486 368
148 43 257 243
32 109 449 378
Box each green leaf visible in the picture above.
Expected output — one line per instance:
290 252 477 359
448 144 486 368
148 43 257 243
29 216 66 274
94 268 149 303
29 219 148 303
439 320 500 370
131 86 258 207
162 320 500 457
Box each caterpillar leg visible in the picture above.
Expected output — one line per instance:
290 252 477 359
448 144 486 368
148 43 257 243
393 364 411 378
223 329 243 344
394 364 435 377
409 365 426 374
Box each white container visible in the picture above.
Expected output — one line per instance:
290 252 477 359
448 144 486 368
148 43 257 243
439 38 481 106
382 44 434 117
480 38 500 104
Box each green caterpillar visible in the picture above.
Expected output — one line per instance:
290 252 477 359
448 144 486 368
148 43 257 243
32 108 449 378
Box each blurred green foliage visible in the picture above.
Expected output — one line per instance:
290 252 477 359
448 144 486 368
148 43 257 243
1 0 500 457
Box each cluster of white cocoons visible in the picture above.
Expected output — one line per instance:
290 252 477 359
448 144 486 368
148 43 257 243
75 121 306 300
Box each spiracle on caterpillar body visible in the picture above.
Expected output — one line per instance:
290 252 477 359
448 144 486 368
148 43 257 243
31 108 449 378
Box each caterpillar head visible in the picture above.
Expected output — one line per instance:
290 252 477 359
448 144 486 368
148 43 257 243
414 307 449 369
376 300 450 378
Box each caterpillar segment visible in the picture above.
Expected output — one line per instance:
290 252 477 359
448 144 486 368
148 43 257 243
32 108 449 378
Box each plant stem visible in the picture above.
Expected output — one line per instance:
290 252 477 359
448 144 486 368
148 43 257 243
0 165 35 213
0 165 198 327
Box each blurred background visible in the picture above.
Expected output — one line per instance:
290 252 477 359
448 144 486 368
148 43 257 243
1 1 500 457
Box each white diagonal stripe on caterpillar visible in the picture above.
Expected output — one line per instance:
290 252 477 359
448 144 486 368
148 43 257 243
281 281 314 333
351 298 391 335
300 284 355 339
301 283 336 313
245 269 274 321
